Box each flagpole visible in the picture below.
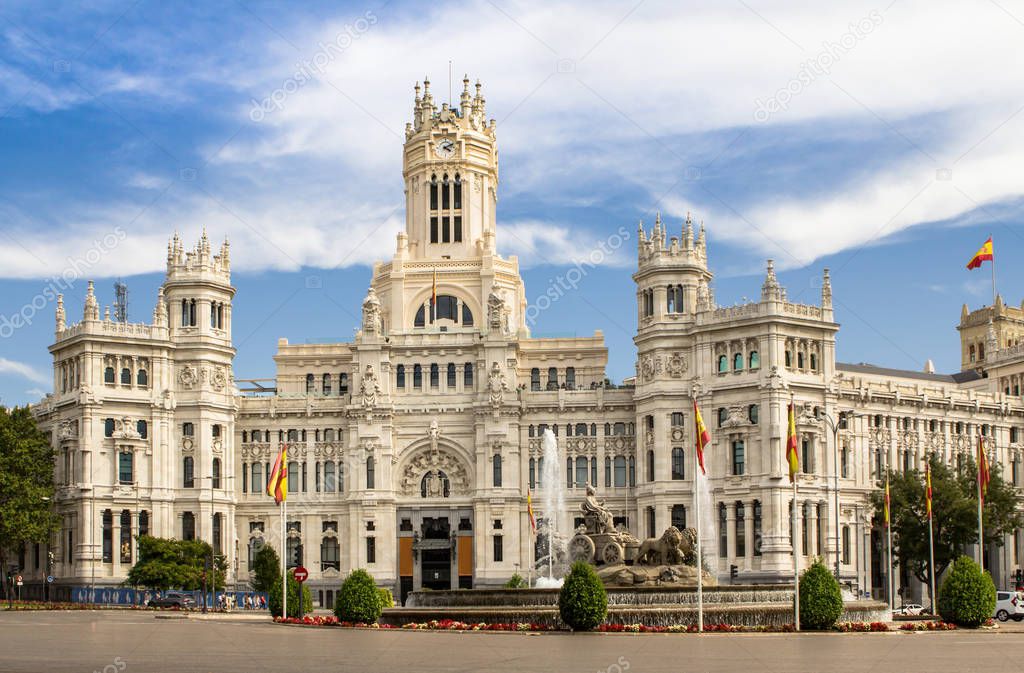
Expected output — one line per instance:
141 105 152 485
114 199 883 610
282 495 287 620
793 477 800 631
990 234 997 306
695 464 703 633
886 474 893 614
927 463 937 615
978 440 985 567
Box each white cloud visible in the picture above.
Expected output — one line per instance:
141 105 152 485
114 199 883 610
0 357 48 384
2 0 1023 278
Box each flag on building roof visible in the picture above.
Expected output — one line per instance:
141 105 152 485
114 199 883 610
966 237 994 270
693 399 710 475
267 444 288 504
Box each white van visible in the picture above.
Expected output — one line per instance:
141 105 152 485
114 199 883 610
993 591 1024 621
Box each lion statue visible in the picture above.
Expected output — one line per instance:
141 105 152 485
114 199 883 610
635 526 697 566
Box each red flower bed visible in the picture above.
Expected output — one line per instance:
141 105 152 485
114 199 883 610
898 621 957 631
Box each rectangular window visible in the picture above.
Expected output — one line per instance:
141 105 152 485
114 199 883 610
430 217 438 243
732 441 745 476
442 216 450 243
102 511 112 563
366 536 376 564
493 534 503 562
453 216 462 242
118 452 133 484
842 525 850 565
735 504 746 558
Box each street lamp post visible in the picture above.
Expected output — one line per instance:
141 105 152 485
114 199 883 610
820 411 852 582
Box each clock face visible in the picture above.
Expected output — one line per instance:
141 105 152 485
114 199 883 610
435 138 455 159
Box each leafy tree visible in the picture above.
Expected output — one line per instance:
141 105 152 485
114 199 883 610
268 570 312 618
0 406 58 597
250 543 281 593
558 561 608 631
126 536 226 591
799 558 843 630
870 454 1023 605
503 573 527 589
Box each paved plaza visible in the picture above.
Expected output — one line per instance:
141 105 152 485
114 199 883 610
0 611 1022 673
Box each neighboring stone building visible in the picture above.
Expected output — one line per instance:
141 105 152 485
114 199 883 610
26 78 1024 608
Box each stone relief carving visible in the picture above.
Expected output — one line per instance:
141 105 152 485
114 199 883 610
179 365 198 389
400 447 470 497
360 365 380 408
487 290 507 333
211 367 227 391
666 352 687 378
487 362 508 407
362 286 382 334
114 417 141 440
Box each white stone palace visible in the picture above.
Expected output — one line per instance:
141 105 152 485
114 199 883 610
27 78 1024 607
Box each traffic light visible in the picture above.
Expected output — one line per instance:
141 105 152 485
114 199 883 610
730 565 738 583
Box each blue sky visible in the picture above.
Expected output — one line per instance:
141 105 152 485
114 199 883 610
1 0 1023 405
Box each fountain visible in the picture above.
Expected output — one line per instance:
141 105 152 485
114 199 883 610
535 429 567 587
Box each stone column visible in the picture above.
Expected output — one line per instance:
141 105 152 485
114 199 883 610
744 501 755 568
726 502 737 565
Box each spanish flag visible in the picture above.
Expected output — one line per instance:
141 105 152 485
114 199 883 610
978 436 991 504
431 269 437 306
966 237 993 270
526 489 536 533
693 399 710 475
925 462 933 520
786 402 799 482
884 475 891 528
267 444 288 504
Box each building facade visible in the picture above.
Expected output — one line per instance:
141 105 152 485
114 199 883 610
28 78 1024 607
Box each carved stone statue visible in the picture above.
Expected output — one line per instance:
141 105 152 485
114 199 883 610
580 484 614 535
634 526 695 566
362 286 382 333
487 362 507 407
360 364 380 407
487 290 506 332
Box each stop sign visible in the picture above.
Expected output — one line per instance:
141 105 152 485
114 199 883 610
293 566 309 583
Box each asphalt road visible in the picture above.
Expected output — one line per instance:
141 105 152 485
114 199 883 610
1 611 1022 673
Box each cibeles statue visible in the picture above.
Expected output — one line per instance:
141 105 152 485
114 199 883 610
361 286 382 334
580 484 614 535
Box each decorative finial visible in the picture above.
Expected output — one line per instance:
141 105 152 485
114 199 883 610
56 294 65 332
83 280 99 321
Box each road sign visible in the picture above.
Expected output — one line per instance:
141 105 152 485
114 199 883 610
293 566 308 583
15 575 23 586
47 576 54 584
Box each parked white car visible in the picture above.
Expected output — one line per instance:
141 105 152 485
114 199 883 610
993 591 1024 621
894 603 925 616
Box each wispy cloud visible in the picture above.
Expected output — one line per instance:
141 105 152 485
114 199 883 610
0 357 48 384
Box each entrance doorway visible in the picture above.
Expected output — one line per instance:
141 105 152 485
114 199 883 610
421 548 452 589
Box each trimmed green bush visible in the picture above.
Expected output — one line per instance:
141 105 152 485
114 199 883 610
503 573 527 589
268 571 313 618
335 569 383 624
938 555 996 627
378 587 395 609
799 558 843 630
558 561 608 631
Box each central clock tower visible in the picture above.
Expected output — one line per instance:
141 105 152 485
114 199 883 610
401 76 498 260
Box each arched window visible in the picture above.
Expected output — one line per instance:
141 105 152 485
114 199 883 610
447 363 456 388
735 501 746 557
733 353 743 370
493 454 502 487
671 447 684 480
547 367 558 391
529 457 536 489
183 456 195 488
182 512 195 541
748 404 759 424
575 423 588 436
413 364 423 389
430 363 439 388
717 355 728 373
137 369 148 387
753 500 762 556
748 351 759 369
396 364 405 389
797 352 805 369
717 408 728 427
530 368 541 391
667 284 684 313
785 350 792 367
969 345 976 362
212 458 222 489
646 449 655 481
414 305 426 327
287 429 298 442
120 367 131 385
671 504 686 530
306 373 315 394
464 362 473 387
461 303 473 326
321 537 340 571
565 367 576 389
810 353 818 371
104 366 115 383
322 373 332 395
339 373 349 395
366 457 375 489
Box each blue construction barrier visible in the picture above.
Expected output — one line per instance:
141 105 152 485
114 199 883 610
66 586 268 609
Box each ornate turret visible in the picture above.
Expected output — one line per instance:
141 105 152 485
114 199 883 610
83 281 99 321
152 286 168 327
760 260 784 302
55 294 66 332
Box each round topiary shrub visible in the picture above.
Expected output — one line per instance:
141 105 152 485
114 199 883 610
799 558 843 630
938 555 996 627
558 561 608 631
268 571 313 618
335 569 383 624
